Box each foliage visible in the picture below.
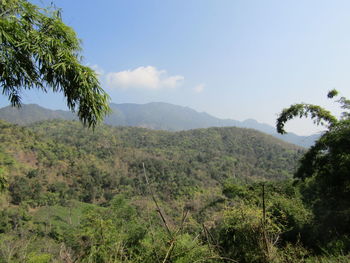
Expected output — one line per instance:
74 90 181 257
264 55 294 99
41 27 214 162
71 195 221 262
0 168 7 193
0 0 110 127
27 252 52 263
277 90 350 253
218 181 311 263
276 104 338 135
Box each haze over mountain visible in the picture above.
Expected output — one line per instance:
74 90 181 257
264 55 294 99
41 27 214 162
0 103 319 147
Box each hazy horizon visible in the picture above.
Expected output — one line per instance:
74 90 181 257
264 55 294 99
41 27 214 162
0 100 326 137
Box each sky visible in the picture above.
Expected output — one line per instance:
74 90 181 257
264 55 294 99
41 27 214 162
2 0 350 135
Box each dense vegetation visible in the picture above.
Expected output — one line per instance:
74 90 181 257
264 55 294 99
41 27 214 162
276 90 350 258
0 119 348 262
0 119 301 204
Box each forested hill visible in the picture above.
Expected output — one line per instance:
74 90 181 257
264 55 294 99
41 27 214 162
1 119 303 203
0 103 318 147
2 120 328 262
0 104 76 124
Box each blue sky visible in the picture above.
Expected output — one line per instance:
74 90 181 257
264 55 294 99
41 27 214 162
2 0 350 135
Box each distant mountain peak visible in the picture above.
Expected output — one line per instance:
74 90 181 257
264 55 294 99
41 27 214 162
0 103 319 147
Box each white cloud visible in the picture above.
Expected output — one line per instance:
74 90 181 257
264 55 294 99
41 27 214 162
106 66 184 90
90 64 105 76
194 83 205 93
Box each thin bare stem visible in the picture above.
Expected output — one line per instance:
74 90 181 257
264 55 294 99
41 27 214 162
142 163 172 238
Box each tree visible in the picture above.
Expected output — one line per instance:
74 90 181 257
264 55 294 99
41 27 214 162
276 90 350 252
0 0 110 127
0 168 7 193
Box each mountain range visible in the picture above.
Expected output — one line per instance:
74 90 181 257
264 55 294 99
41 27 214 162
0 102 319 147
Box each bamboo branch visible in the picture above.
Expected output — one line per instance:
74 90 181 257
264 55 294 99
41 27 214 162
142 163 172 238
162 240 175 263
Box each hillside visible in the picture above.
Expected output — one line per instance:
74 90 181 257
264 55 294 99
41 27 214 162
0 119 303 204
0 104 76 124
0 103 318 147
4 120 345 262
105 102 239 130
